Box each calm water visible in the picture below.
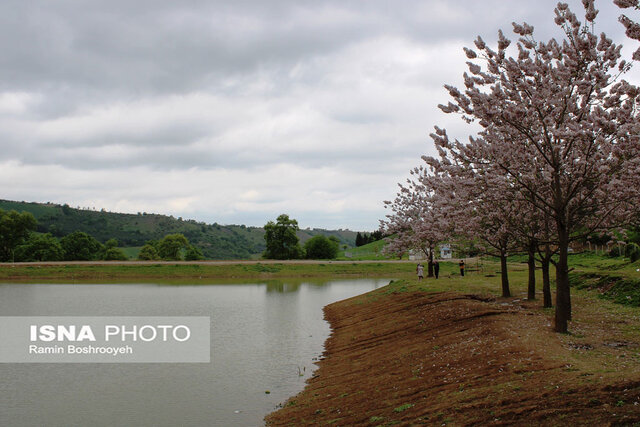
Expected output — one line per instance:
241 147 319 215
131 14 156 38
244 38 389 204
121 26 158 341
0 279 386 427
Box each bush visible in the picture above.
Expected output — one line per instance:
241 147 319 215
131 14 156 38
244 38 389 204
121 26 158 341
103 247 128 261
137 243 160 260
185 245 204 261
304 235 339 259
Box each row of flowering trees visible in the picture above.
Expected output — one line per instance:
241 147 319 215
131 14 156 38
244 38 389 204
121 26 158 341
381 1 640 333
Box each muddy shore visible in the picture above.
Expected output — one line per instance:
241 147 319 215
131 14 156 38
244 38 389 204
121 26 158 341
266 284 640 426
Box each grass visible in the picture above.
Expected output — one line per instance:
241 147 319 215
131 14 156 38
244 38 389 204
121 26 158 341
571 273 640 306
337 239 389 260
342 252 640 314
568 251 640 275
119 246 141 259
393 403 414 413
567 252 640 307
394 252 640 384
0 261 416 283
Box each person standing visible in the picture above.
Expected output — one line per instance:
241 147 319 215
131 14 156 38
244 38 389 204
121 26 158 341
434 260 440 279
459 259 465 276
416 263 424 280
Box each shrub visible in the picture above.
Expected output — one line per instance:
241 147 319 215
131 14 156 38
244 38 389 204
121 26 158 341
185 245 204 261
137 243 160 260
103 247 128 261
304 235 339 259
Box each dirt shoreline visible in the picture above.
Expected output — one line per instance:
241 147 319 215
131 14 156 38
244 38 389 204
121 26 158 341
265 284 640 426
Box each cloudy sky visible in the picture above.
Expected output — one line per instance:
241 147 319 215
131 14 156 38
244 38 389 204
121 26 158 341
0 0 636 230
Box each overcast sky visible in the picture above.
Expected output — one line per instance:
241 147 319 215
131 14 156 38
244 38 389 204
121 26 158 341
0 0 636 230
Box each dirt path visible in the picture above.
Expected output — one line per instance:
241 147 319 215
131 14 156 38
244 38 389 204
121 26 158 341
265 287 640 426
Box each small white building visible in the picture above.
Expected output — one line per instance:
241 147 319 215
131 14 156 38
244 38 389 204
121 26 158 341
440 244 452 259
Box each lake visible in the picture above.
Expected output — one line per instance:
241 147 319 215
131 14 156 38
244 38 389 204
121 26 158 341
0 279 387 426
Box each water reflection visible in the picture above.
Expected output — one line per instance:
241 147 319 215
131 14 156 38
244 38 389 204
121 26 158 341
265 280 301 293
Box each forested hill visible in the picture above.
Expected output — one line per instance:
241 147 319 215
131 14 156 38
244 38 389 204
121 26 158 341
0 200 358 260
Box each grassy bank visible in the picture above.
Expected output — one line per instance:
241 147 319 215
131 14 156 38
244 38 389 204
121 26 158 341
0 258 506 285
337 239 388 260
0 260 418 283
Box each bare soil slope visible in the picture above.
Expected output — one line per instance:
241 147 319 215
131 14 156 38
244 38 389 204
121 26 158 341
266 288 640 426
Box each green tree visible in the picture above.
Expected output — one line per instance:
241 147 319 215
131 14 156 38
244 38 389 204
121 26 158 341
105 238 119 249
304 235 339 259
0 209 37 262
101 239 128 261
137 243 160 260
15 233 64 262
263 214 304 260
185 245 204 261
103 247 128 261
157 233 189 260
60 231 103 261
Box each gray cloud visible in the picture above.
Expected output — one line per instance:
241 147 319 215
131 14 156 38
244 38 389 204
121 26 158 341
0 1 583 94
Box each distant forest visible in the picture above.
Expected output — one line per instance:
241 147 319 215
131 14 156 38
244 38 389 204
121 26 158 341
0 200 362 260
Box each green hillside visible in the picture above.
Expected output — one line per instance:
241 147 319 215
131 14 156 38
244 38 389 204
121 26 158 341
0 200 360 260
338 238 389 260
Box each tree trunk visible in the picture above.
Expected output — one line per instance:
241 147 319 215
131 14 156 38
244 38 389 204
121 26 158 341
542 247 553 308
427 247 434 277
527 240 536 300
554 227 571 333
500 251 511 298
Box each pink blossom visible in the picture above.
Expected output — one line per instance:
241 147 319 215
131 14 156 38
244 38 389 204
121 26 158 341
464 47 477 59
613 0 638 9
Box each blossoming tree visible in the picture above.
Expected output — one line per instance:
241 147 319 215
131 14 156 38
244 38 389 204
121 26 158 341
432 1 640 332
381 166 450 277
